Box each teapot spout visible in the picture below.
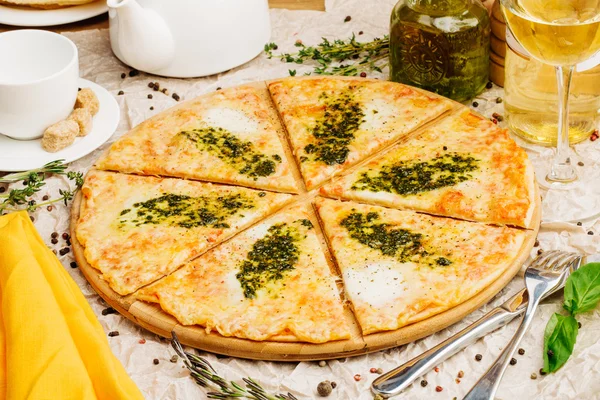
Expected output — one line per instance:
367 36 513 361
107 0 175 72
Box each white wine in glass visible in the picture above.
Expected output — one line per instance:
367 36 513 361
501 0 600 184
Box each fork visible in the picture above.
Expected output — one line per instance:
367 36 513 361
463 250 581 400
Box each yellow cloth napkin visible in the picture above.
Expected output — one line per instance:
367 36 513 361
0 211 144 400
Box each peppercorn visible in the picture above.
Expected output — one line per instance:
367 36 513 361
108 331 119 337
172 93 180 101
150 106 154 110
370 367 377 373
530 373 537 379
496 97 503 103
491 118 498 124
591 131 599 141
330 382 336 389
139 338 146 344
344 15 351 22
62 233 69 240
317 381 333 397
170 355 178 363
475 354 482 361
46 206 53 211
30 216 35 222
318 360 327 367
148 82 154 88
42 195 49 200
59 247 70 256
0 187 5 193
118 90 124 95
359 31 364 35
376 368 383 374
458 370 464 378
435 386 443 392
360 72 367 77
128 69 139 77
434 367 440 373
102 307 116 316
540 368 547 376
486 81 493 89
547 350 554 358
492 112 504 121
578 161 585 166
153 84 160 91
153 358 159 365
421 380 428 387
216 87 222 91
121 73 126 79
443 146 448 151
353 374 361 381
578 322 582 328
534 239 539 247
577 222 583 226
162 88 168 95
455 378 461 384
70 262 78 268
518 348 525 355
51 238 58 244
588 231 594 235
472 101 479 107
537 249 543 256
148 94 153 99
51 232 59 239
510 358 517 365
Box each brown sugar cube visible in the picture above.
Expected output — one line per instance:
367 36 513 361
68 107 93 136
74 88 99 116
41 120 79 153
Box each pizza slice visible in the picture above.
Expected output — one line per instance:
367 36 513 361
75 170 292 295
315 198 528 335
268 77 454 190
137 204 351 343
320 111 537 228
95 85 298 193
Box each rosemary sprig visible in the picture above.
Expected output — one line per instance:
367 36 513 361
0 160 84 213
171 332 299 400
265 33 389 76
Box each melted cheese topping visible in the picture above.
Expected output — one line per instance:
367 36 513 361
138 205 350 343
76 170 291 295
95 85 297 193
268 77 454 190
316 198 527 335
321 110 536 228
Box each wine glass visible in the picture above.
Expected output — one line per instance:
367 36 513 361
501 0 600 222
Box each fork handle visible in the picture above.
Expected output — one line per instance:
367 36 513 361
463 293 544 400
371 305 522 398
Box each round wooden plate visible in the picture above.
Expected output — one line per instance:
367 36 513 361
70 78 540 361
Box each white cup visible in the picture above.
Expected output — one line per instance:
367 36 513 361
0 30 79 140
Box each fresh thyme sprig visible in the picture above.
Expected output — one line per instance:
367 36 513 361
0 160 84 213
265 33 389 77
171 332 299 400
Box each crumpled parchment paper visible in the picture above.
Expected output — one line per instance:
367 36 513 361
4 1 600 398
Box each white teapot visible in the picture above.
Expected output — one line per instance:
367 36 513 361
107 0 271 78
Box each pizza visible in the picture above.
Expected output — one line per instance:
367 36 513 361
75 170 291 295
315 198 528 335
0 0 95 8
320 111 536 228
72 77 537 346
268 77 455 190
137 205 351 343
95 84 298 193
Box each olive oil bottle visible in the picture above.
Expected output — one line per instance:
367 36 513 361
389 0 491 102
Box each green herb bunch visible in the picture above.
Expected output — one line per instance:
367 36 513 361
543 262 600 373
264 33 389 77
0 160 84 214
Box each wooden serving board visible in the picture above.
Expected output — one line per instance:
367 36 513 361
70 78 540 361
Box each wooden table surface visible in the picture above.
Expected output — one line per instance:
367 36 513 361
0 0 325 32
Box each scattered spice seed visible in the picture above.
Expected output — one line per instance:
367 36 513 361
118 90 124 95
518 348 525 355
359 30 364 35
496 97 503 103
475 354 482 361
70 262 77 268
578 161 585 166
434 367 440 373
537 249 544 256
0 187 5 193
547 350 554 358
455 378 461 384
318 360 327 367
510 358 517 365
344 15 351 22
51 232 59 238
42 195 49 201
108 331 119 337
148 82 154 88
330 382 337 389
46 205 53 211
531 373 537 380
139 338 146 344
421 380 428 387
578 321 582 328
150 106 154 110
172 93 180 101
102 307 116 316
51 238 58 244
540 368 547 376
443 146 448 151
317 381 333 397
370 367 377 373
591 131 599 141
376 368 383 374
128 69 139 77
353 374 361 381
30 216 35 222
534 239 540 247
161 88 168 95
121 73 126 79
491 118 498 124
577 222 583 226
52 249 57 255
170 355 178 363
62 233 69 240
435 386 443 392
360 72 367 77
153 358 159 365
492 112 504 121
59 247 70 256
216 87 222 91
458 370 464 378
148 94 153 99
486 81 493 89
588 231 594 235
472 101 479 107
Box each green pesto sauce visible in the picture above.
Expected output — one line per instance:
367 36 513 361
340 211 451 267
118 193 255 229
303 90 365 166
177 127 281 180
236 219 308 299
352 153 479 195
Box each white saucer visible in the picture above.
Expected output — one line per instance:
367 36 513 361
0 78 119 172
0 1 107 27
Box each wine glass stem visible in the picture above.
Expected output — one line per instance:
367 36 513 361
547 65 576 183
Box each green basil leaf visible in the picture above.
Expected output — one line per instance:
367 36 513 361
564 262 600 315
543 313 578 373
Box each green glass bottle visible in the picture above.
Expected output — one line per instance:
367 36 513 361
389 0 490 102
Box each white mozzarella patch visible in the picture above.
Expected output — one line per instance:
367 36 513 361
245 221 272 241
343 261 408 308
203 107 259 133
361 99 397 130
224 270 246 303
